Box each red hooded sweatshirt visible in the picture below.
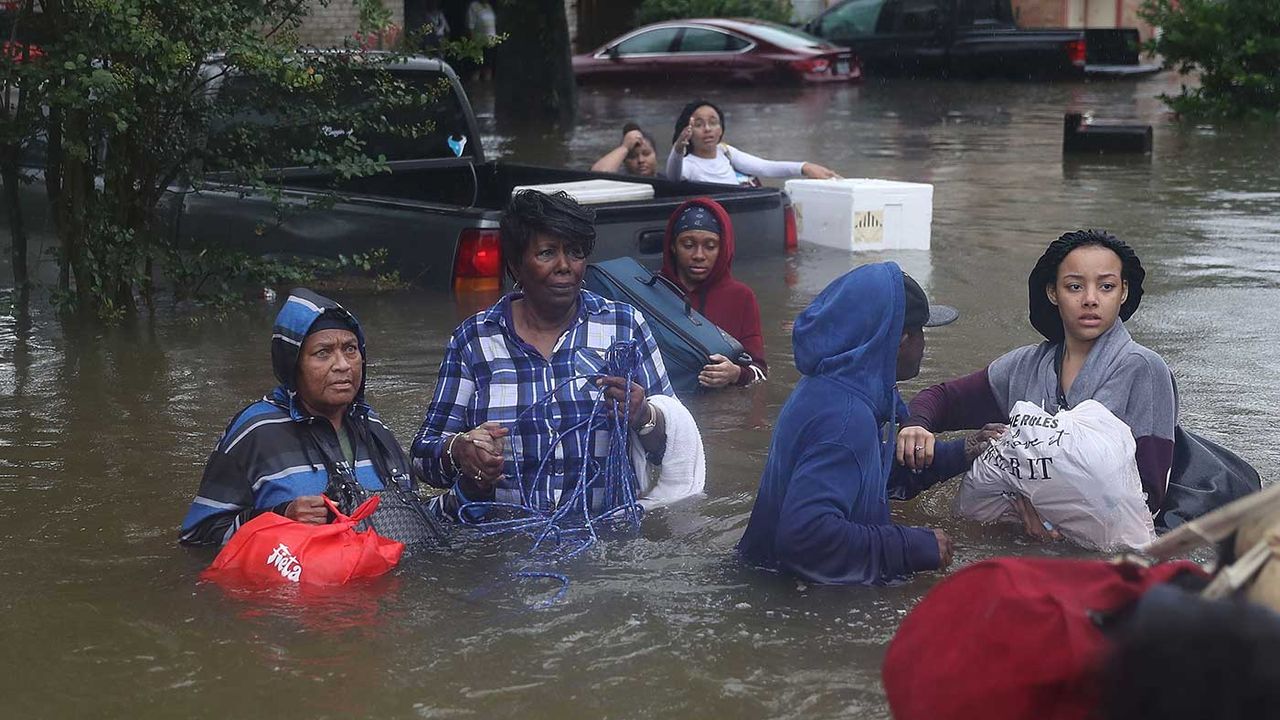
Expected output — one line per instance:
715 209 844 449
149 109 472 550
660 197 767 386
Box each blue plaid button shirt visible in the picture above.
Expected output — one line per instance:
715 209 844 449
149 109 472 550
413 290 673 514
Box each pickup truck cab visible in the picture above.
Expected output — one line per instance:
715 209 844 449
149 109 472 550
805 0 1157 79
180 56 794 293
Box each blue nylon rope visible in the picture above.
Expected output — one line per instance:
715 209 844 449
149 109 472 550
458 340 648 607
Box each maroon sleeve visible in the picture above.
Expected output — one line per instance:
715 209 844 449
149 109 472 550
726 284 766 386
905 368 1006 432
734 289 766 374
1135 435 1174 513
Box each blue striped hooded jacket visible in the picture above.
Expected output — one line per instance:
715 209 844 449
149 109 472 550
179 289 414 545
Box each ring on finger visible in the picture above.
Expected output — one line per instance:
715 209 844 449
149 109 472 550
914 445 925 452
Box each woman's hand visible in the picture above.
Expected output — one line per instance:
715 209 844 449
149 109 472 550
623 128 645 152
896 425 936 470
453 422 509 493
698 354 739 388
1010 494 1063 542
674 123 693 154
284 495 329 524
964 423 1007 463
801 162 840 180
932 529 955 569
596 376 649 429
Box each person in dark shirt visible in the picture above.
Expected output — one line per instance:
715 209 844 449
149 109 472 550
738 263 1001 584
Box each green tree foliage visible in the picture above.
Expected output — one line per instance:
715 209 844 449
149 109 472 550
0 0 438 317
636 0 793 25
1141 0 1280 120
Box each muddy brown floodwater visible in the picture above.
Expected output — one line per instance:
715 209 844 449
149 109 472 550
2 73 1278 719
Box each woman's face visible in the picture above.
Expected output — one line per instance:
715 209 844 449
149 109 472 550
673 229 720 289
514 232 586 315
1047 245 1128 344
624 139 657 176
688 105 723 155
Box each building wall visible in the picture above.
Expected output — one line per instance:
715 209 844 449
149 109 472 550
1010 0 1154 41
297 0 405 47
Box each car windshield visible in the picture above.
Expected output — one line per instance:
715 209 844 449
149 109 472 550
735 21 833 50
207 65 473 169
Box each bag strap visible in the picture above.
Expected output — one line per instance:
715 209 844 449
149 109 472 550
322 494 381 524
639 272 698 322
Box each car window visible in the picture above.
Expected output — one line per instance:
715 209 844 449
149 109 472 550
614 28 679 55
957 0 1013 25
818 0 889 38
735 22 830 50
207 67 474 168
366 70 475 161
885 0 944 34
677 27 746 53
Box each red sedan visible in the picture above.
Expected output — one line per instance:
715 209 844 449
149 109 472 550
573 18 862 85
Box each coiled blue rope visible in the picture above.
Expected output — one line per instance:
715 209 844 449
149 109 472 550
458 340 648 606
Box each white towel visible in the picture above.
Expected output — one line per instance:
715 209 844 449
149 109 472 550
631 394 705 510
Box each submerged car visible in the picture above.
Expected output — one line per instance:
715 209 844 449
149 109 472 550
573 18 861 85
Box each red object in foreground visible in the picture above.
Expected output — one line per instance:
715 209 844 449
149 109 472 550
201 496 403 588
882 557 1206 720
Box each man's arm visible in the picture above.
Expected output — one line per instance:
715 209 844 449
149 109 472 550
888 438 967 500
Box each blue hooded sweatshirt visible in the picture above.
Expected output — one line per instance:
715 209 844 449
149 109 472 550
179 289 415 545
737 262 963 584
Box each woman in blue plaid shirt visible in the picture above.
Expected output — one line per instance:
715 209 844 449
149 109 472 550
413 190 675 519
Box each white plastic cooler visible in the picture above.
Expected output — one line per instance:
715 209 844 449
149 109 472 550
783 178 933 251
510 179 654 205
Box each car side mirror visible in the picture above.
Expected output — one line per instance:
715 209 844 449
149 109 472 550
605 45 620 60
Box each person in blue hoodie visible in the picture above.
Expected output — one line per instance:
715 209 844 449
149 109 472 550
179 288 418 545
738 262 1001 584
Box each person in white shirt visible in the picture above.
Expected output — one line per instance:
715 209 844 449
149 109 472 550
665 99 839 185
466 0 497 80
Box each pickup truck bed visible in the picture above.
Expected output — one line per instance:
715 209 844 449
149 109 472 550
182 159 789 287
169 56 790 291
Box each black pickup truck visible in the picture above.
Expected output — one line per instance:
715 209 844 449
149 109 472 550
804 0 1159 79
177 57 793 291
4 57 792 292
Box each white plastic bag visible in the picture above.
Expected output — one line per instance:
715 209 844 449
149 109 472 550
956 399 1155 551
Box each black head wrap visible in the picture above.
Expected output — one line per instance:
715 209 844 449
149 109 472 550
1027 229 1145 342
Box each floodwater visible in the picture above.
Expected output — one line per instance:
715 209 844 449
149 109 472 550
3 74 1280 718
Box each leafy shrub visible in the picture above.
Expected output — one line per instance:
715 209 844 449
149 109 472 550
1141 0 1280 120
636 0 793 25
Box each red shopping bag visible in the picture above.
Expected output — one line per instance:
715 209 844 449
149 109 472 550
202 496 404 587
882 557 1206 720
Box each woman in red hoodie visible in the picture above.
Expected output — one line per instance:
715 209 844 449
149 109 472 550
660 198 768 388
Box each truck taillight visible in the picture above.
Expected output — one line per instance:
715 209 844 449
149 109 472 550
784 203 798 252
1066 39 1087 67
453 228 502 292
790 58 830 74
